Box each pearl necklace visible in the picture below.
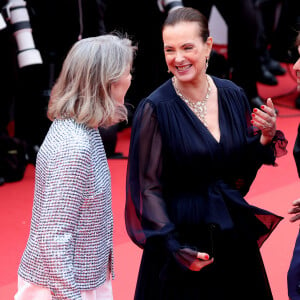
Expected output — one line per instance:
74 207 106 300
172 75 211 127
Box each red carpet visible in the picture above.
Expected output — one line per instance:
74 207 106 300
1 68 300 299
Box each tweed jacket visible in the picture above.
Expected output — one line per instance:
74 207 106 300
18 119 114 300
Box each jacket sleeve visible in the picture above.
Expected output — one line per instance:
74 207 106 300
37 139 91 300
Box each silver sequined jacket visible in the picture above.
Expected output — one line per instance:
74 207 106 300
18 119 114 300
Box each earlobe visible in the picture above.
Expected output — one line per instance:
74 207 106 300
207 37 213 49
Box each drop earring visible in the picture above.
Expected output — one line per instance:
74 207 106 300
205 57 209 70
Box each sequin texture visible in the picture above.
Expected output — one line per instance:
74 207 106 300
18 119 114 300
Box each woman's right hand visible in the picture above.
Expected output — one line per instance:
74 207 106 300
251 98 277 145
174 247 214 271
288 198 300 222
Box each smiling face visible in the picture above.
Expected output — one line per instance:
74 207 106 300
163 21 212 85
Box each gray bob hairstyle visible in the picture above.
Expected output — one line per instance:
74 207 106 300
48 33 137 128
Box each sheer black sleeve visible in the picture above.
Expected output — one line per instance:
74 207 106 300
125 100 177 250
232 89 288 196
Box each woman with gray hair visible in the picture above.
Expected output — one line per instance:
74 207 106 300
15 33 137 300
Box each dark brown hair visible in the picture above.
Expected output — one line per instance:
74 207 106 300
163 7 210 42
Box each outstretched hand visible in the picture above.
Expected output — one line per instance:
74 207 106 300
288 198 300 222
251 98 277 145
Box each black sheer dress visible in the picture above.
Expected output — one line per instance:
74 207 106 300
126 76 287 300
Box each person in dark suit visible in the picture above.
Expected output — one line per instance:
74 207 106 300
287 31 300 300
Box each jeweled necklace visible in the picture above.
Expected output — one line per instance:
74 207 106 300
172 75 211 127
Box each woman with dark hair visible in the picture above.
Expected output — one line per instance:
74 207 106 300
126 7 287 300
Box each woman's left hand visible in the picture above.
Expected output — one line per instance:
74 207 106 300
289 198 300 222
251 98 277 145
